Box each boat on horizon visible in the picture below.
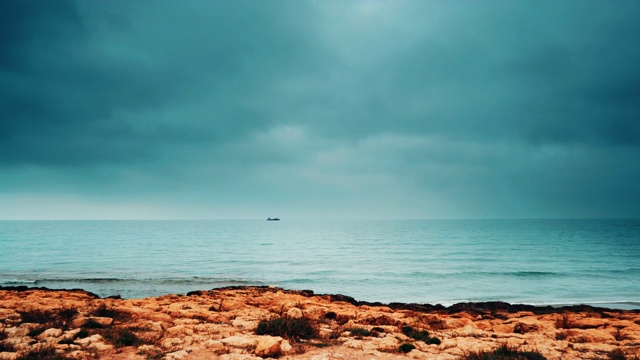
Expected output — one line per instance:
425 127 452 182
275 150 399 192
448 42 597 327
267 217 280 221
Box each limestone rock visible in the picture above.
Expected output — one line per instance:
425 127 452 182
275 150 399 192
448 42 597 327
0 353 18 360
37 328 62 339
254 335 282 357
87 316 113 326
280 339 293 354
376 335 400 351
165 350 189 360
287 307 303 319
220 335 258 349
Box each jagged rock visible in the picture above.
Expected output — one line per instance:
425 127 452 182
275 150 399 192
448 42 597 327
287 307 303 318
231 317 258 329
162 337 184 349
220 335 258 349
87 316 113 326
74 334 103 346
165 350 189 359
0 352 18 360
1 286 639 360
376 335 399 351
203 339 225 351
88 341 113 351
280 339 293 354
254 335 282 357
37 328 62 339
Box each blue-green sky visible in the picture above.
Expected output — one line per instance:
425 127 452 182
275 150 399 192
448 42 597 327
1 1 639 219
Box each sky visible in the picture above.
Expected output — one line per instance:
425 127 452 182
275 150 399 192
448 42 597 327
1 1 639 220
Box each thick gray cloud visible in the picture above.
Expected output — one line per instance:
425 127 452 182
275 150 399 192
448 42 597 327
1 0 639 219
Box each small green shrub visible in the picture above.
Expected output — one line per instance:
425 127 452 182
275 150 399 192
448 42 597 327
465 345 547 360
399 343 416 353
325 311 337 319
17 308 77 330
255 316 317 342
18 309 55 324
427 337 441 345
345 327 371 337
401 326 430 342
57 308 78 326
75 329 90 339
92 304 127 320
608 348 640 360
82 319 104 329
112 329 140 347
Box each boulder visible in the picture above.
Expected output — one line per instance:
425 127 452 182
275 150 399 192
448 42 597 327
286 307 303 319
254 336 282 357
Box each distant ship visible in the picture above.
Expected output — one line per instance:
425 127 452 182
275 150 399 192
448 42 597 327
267 217 280 221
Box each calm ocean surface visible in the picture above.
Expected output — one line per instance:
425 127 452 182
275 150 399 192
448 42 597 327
0 219 638 309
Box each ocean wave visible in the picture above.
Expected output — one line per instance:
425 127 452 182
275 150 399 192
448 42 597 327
3 276 262 287
0 278 37 284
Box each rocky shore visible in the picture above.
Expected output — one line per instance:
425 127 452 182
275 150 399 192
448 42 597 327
1 286 639 360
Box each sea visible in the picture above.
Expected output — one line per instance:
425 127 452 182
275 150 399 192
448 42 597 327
1 219 639 309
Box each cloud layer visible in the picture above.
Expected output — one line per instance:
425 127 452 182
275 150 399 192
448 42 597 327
1 1 639 219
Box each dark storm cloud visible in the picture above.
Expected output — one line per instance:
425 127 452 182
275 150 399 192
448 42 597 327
1 0 639 218
0 0 322 167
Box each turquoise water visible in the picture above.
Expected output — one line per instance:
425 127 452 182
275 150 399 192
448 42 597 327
0 219 638 309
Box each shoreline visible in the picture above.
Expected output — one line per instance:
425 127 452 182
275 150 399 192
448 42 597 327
2 285 639 313
2 285 640 359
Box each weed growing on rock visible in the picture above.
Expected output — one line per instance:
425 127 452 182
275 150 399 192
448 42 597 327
255 316 318 342
92 304 127 321
344 327 371 337
464 344 547 360
401 325 440 344
555 314 574 329
82 319 105 329
17 309 55 324
609 348 640 360
17 308 78 330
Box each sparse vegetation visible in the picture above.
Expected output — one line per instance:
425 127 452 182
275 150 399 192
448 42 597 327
17 307 78 330
82 318 104 329
91 304 127 321
401 325 440 344
255 316 318 342
17 309 55 324
555 314 574 329
345 327 371 337
103 328 142 347
464 345 547 360
399 343 416 353
609 348 640 360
